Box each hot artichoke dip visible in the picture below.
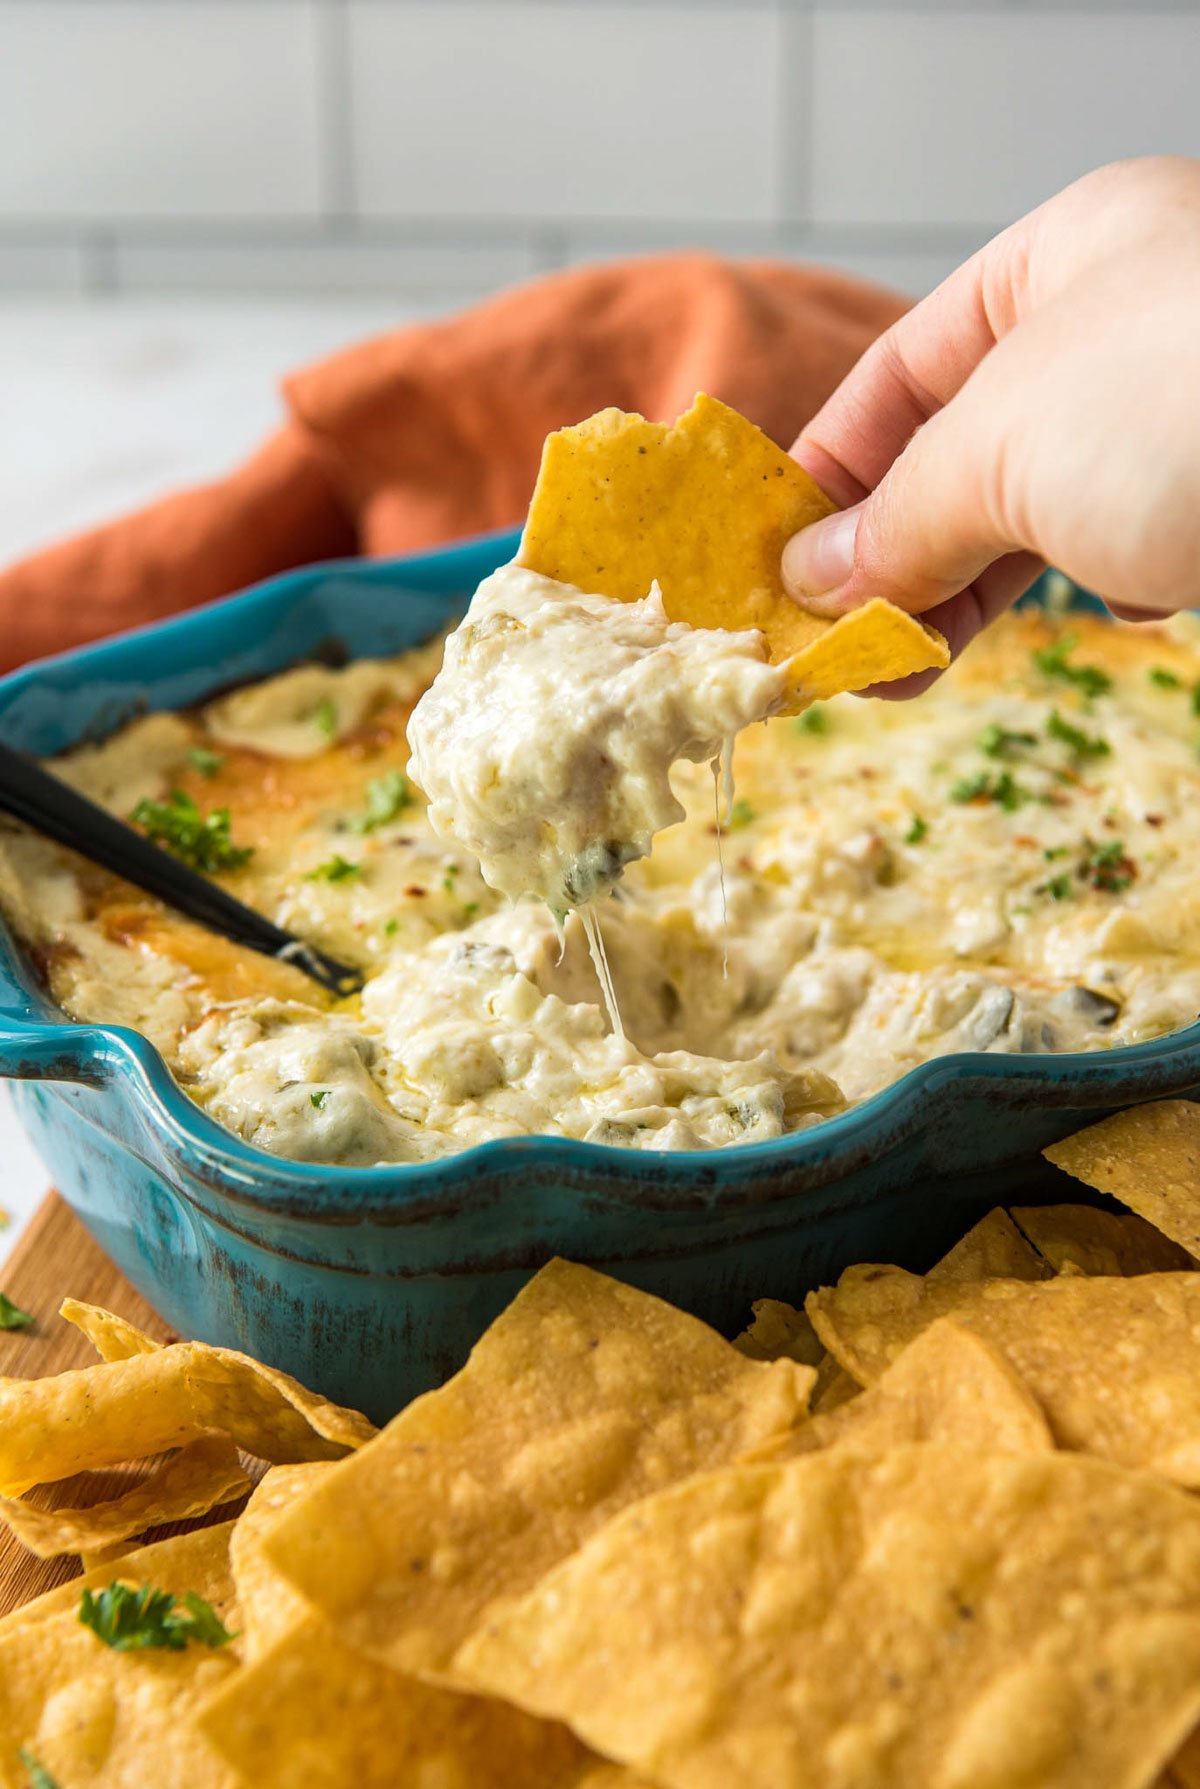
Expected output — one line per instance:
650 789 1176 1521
4 567 1200 1166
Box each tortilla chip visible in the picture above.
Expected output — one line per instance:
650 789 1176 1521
262 1260 812 1680
1167 1726 1200 1789
806 1262 937 1382
1044 1102 1200 1260
808 1268 1200 1483
0 1520 236 1653
195 1612 639 1789
60 1298 163 1361
457 1445 1200 1789
79 1542 134 1572
0 1314 375 1494
777 1318 1053 1460
733 1298 824 1366
229 1462 335 1663
518 394 948 707
810 1361 860 1415
0 1521 240 1786
186 1341 376 1458
0 1434 250 1560
927 1207 1051 1284
1012 1203 1194 1277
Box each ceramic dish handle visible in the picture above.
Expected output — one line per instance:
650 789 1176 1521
0 1023 120 1086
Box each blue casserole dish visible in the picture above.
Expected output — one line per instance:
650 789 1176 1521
2 533 1199 1420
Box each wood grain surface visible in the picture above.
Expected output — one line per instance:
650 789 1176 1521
0 1194 252 1618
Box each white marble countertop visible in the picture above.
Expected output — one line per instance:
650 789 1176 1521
0 296 431 1265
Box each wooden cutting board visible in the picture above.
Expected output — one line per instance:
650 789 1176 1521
0 1193 246 1618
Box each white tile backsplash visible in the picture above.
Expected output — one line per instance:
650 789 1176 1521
111 233 539 300
0 240 87 293
0 2 324 219
785 232 993 298
347 2 783 222
811 8 1200 228
0 1 1191 297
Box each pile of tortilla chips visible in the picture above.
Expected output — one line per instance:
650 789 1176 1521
518 392 950 709
7 1099 1200 1787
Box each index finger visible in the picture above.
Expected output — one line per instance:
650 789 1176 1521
791 237 1014 504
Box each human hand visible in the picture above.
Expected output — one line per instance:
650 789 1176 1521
782 157 1200 692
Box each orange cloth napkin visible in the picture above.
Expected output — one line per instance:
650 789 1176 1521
0 254 905 674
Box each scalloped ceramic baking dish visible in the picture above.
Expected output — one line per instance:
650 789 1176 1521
2 533 1198 1419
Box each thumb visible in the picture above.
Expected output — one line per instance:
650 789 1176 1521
782 393 1020 620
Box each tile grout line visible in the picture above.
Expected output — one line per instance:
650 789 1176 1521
315 0 357 224
80 229 117 297
777 0 812 227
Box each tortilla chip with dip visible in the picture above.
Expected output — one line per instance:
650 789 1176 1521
518 393 949 709
455 1445 1200 1789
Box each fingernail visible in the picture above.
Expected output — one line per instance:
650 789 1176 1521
781 502 863 612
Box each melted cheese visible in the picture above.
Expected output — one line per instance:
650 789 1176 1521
407 567 786 914
5 604 1200 1166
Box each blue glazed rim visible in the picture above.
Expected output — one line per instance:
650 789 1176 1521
2 533 1199 1221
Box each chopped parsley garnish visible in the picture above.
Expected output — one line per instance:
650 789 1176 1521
1045 709 1110 760
18 1750 59 1789
978 723 1036 759
79 1582 235 1653
950 770 1027 812
130 791 253 874
729 799 757 827
1032 633 1112 699
314 696 338 739
1149 666 1182 689
187 745 224 779
793 706 829 736
442 863 459 893
307 854 360 883
384 917 400 937
904 814 928 845
348 770 413 833
310 1090 330 1110
1080 835 1136 893
1191 683 1200 719
0 1292 33 1330
462 901 480 920
1035 834 1137 898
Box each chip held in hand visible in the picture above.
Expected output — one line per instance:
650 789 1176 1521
518 392 950 709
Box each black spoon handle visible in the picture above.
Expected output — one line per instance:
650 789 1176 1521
0 739 363 997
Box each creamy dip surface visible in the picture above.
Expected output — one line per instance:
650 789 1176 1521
4 593 1200 1166
407 565 787 916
